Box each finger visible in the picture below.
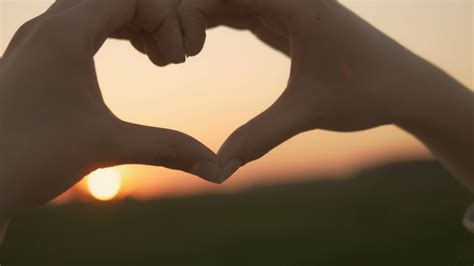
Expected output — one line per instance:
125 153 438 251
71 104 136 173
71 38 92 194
184 0 262 12
217 91 310 182
152 15 186 64
143 33 169 67
109 121 222 183
178 3 207 56
130 0 185 64
130 33 147 55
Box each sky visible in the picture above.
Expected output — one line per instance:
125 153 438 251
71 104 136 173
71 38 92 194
1 0 472 200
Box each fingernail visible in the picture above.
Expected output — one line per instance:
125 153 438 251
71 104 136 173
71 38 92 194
218 158 242 183
190 161 222 184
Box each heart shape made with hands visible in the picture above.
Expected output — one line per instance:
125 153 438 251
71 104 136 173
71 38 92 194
108 0 356 183
1 0 408 217
107 0 300 183
7 0 472 222
112 0 397 187
66 0 379 185
110 0 374 183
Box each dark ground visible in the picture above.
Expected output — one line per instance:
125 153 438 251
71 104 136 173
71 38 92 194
0 161 473 266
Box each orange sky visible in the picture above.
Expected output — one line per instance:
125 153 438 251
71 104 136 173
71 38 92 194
1 0 472 200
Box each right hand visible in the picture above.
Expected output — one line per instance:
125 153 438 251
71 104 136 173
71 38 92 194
177 0 433 180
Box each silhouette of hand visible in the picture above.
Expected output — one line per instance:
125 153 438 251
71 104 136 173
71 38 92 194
178 0 449 180
0 0 221 221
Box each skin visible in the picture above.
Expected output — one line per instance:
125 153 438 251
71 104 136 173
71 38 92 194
0 0 224 242
174 0 474 187
1 0 473 243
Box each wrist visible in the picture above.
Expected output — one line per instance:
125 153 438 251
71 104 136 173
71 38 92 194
396 72 472 132
385 54 469 130
392 62 474 190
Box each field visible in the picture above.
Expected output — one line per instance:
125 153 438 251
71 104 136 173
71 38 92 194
1 161 473 265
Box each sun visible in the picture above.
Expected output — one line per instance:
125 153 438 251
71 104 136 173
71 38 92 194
86 168 122 201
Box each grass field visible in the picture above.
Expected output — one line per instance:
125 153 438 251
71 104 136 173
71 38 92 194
1 161 473 266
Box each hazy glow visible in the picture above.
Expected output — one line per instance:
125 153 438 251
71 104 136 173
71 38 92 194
87 168 122 201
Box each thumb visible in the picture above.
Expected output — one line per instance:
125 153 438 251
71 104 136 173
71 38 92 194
217 91 311 182
107 120 222 183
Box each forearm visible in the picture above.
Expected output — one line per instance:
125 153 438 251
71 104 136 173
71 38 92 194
394 61 474 192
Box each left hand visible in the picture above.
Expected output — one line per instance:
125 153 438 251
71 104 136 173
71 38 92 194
0 0 221 224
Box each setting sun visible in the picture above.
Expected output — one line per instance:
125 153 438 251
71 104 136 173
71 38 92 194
86 168 122 201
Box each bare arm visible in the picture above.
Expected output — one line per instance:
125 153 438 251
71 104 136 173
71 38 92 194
395 63 474 192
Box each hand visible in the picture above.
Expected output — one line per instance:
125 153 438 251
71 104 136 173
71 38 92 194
178 0 474 185
0 0 222 222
